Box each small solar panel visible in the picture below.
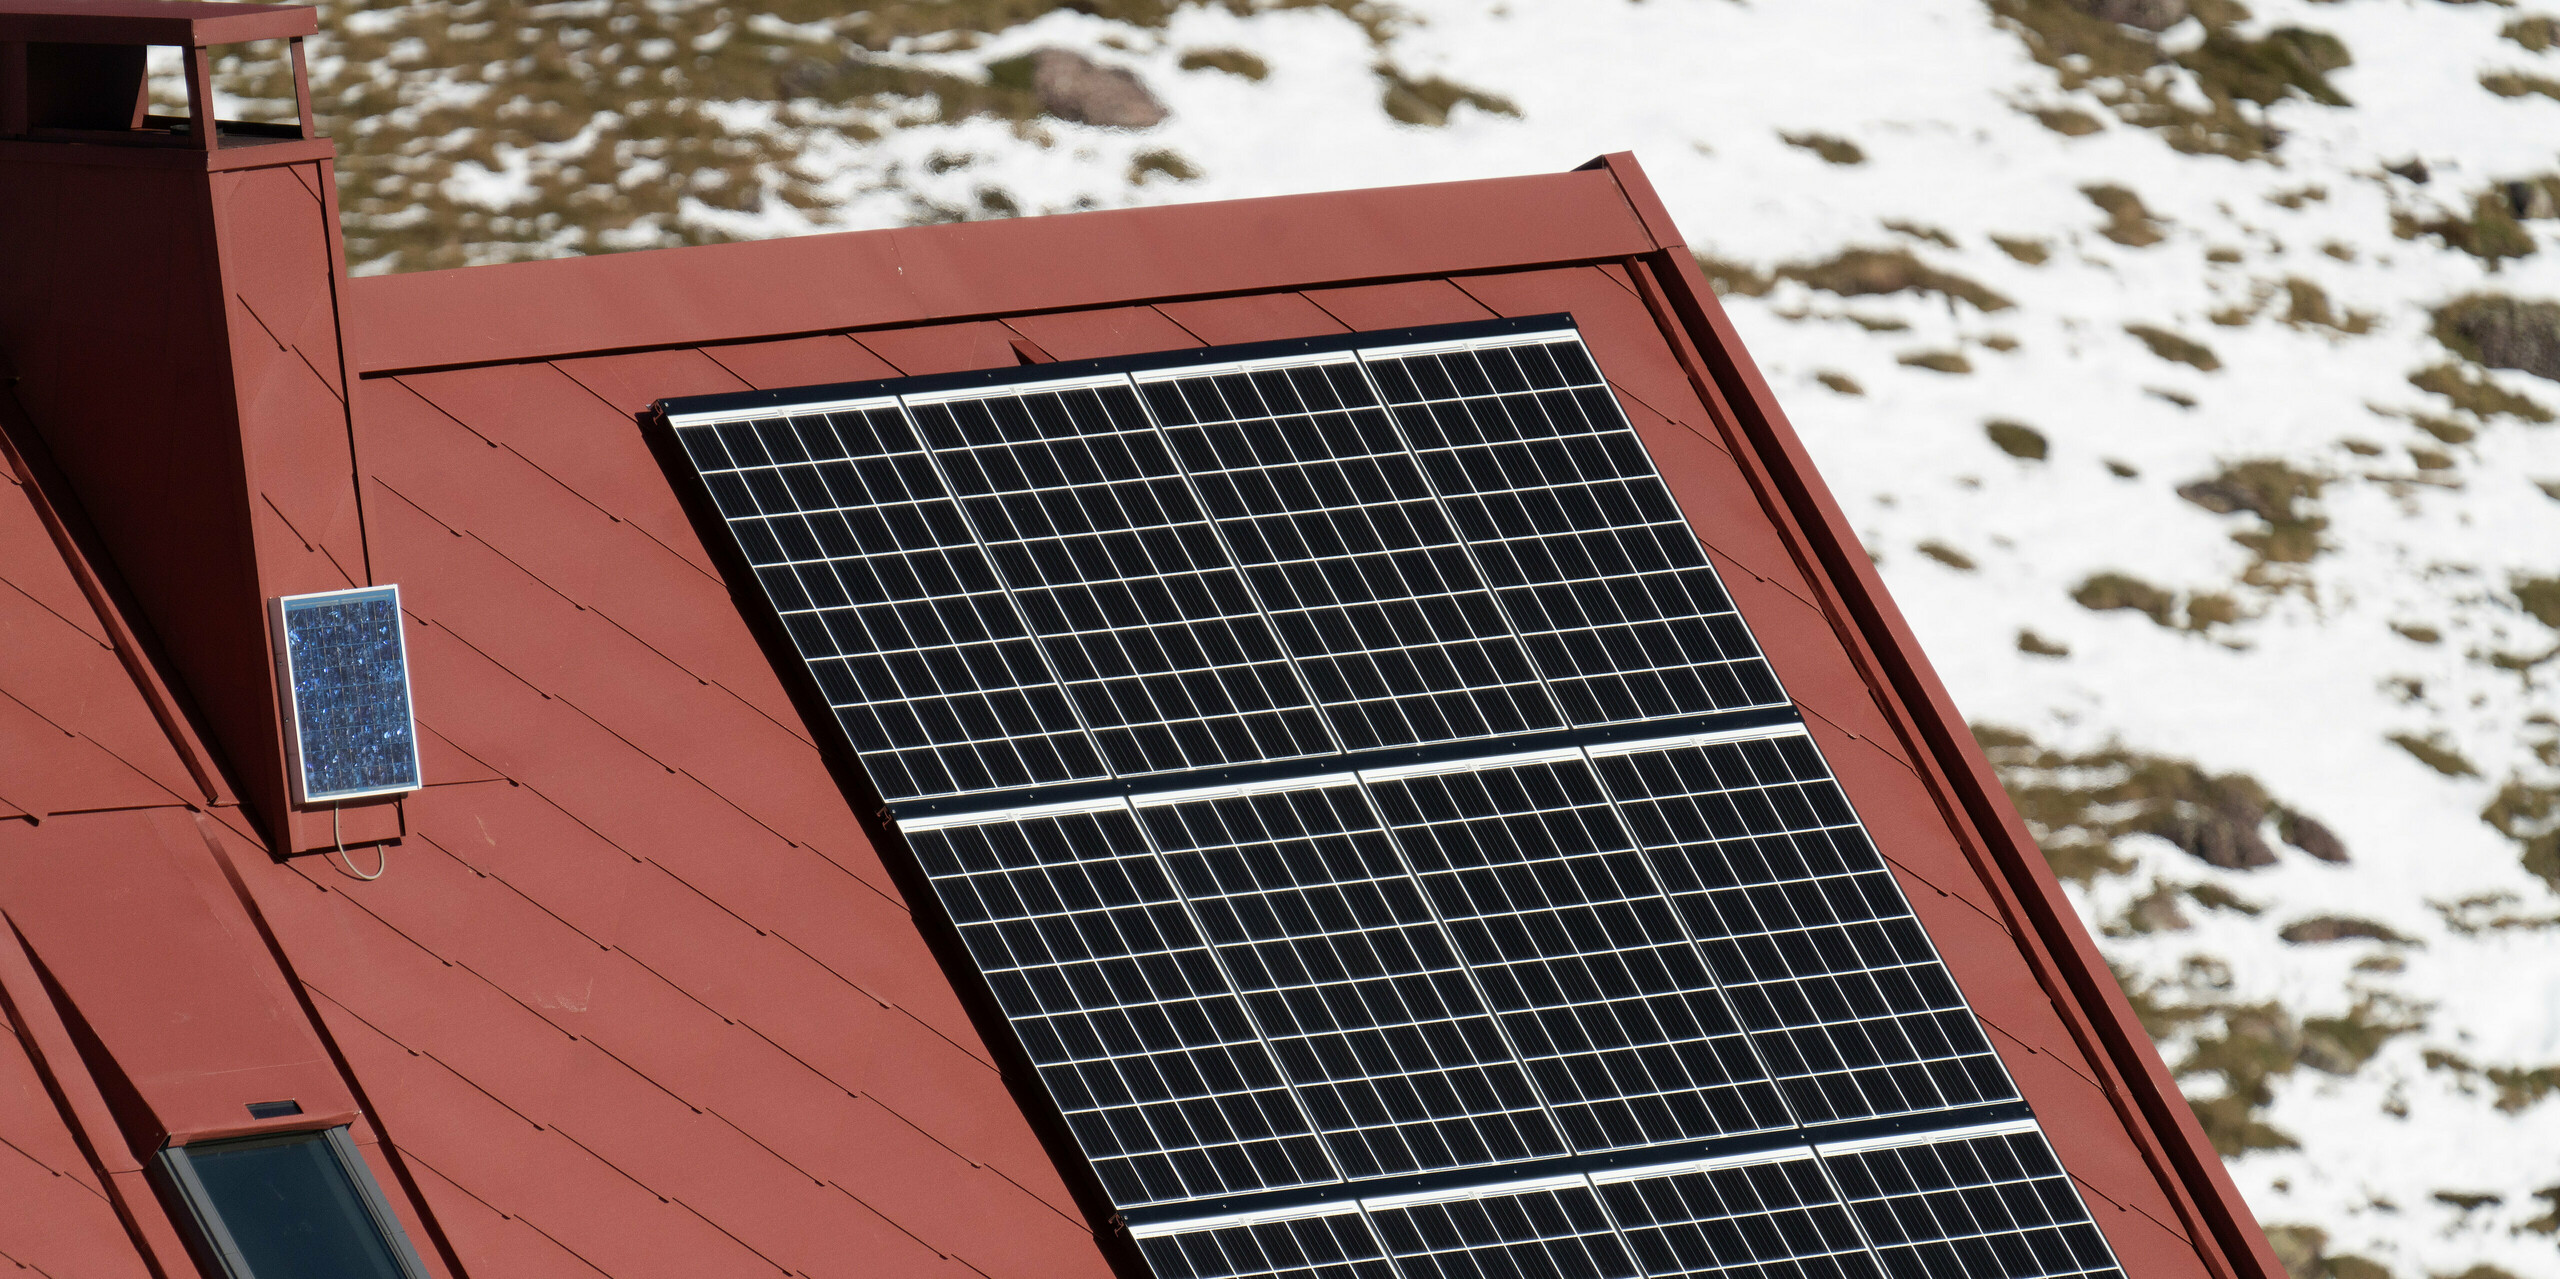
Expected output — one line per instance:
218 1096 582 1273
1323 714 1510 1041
656 317 2127 1279
270 586 422 804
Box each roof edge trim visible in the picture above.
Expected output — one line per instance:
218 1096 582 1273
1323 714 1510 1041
344 168 1653 375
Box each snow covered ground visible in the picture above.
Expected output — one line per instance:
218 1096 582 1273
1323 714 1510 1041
262 1 2560 1273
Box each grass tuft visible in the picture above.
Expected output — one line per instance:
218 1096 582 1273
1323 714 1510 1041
1378 65 1518 127
2127 323 2222 370
1781 131 1866 164
2073 572 2177 625
2400 192 2539 263
1973 724 2345 882
1989 0 2353 160
2177 459 2326 565
1986 420 2050 459
1178 47 1269 80
2017 629 2070 657
2390 733 2478 777
1897 350 1974 374
2483 69 2560 101
2084 183 2168 246
1780 248 2013 310
2411 363 2554 423
1694 252 1775 298
2282 278 2376 334
1992 235 2052 264
1127 148 1201 184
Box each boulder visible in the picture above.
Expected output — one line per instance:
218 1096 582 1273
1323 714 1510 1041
2438 295 2560 382
1031 48 1166 128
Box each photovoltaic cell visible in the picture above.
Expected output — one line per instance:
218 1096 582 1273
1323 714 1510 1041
1136 1124 2122 1279
1591 737 2015 1125
1365 1183 1635 1279
1138 1211 1397 1279
274 586 421 803
1598 1155 1880 1279
667 328 1790 802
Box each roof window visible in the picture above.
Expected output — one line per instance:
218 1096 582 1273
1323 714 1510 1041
156 1127 431 1279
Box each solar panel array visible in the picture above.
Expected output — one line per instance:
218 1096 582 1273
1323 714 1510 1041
662 318 2126 1279
272 585 423 803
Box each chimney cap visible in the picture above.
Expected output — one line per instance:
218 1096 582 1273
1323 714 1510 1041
0 0 316 47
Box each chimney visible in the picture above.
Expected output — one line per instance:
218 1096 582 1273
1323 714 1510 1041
0 0 402 854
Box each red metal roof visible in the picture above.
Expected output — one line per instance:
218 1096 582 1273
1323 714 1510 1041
0 40 2285 1272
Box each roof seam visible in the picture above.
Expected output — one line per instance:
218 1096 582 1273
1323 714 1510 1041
257 490 362 588
1792 700 1924 782
397 1150 618 1279
383 375 711 573
303 985 556 1134
0 569 113 647
381 482 838 820
409 830 617 951
616 859 988 1059
1976 1011 2106 1097
0 1127 114 1203
413 721 509 784
761 926 993 1071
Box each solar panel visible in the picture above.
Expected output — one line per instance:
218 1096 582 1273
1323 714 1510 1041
902 799 1335 1207
1358 752 1792 1149
1138 354 1563 751
1361 339 1781 724
656 317 2126 1279
1362 1177 1634 1279
1137 779 1565 1180
1588 736 2015 1125
672 399 1104 800
1596 1151 1880 1279
270 586 423 804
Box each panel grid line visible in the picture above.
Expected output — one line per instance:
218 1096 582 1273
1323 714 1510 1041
1329 344 1584 751
1591 737 2021 1125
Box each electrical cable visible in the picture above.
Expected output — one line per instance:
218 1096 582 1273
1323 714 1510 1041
332 805 386 880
